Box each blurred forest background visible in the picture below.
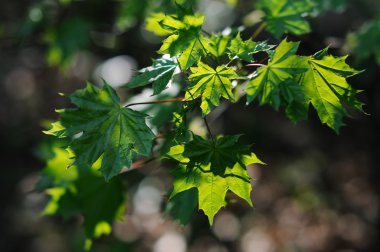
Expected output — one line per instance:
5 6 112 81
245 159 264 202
1 0 380 251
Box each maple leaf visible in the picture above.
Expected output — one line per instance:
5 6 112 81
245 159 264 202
227 33 273 62
348 16 380 65
35 146 78 191
257 0 314 38
165 188 198 225
186 61 238 115
297 50 364 132
45 82 155 180
169 157 260 225
183 134 254 175
40 146 125 245
146 13 208 70
128 58 178 95
178 35 210 70
245 39 308 109
44 172 125 240
204 34 230 58
166 135 263 224
145 12 172 36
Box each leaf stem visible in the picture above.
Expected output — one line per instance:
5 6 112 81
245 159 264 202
124 97 185 108
246 63 265 67
201 29 212 37
226 58 236 67
251 22 266 40
203 116 214 141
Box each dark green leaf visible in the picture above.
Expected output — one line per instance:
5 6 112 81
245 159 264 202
166 135 263 224
257 0 314 38
165 188 198 225
45 82 155 180
128 58 178 95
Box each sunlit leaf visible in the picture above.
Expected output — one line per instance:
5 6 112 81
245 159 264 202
186 61 238 115
45 82 155 180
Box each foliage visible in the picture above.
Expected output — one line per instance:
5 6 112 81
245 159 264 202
257 0 315 38
45 83 155 181
186 62 238 115
37 0 366 249
347 15 380 65
37 146 125 247
166 135 263 224
127 58 178 95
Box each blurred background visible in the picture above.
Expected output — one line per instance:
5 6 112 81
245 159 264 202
0 0 380 251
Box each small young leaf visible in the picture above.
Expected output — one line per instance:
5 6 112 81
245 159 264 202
227 33 273 62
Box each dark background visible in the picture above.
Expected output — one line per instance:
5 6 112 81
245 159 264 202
0 0 379 251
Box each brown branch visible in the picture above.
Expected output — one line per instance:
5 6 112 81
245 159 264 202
119 157 157 174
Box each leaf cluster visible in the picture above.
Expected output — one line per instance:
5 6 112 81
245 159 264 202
40 0 365 246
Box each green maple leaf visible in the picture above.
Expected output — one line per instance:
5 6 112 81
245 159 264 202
297 51 364 132
348 16 380 65
35 146 78 191
227 33 273 62
168 152 262 225
146 12 172 36
257 0 315 38
146 13 208 70
45 172 125 240
41 146 125 244
245 39 308 109
178 35 210 70
204 34 230 58
166 135 263 224
315 0 346 13
186 61 238 115
45 82 155 180
165 188 198 225
128 58 178 95
183 134 255 175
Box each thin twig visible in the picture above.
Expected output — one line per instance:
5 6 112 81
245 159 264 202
258 56 269 64
124 97 185 108
201 29 212 37
119 157 156 174
251 22 266 40
226 58 236 67
203 117 214 141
